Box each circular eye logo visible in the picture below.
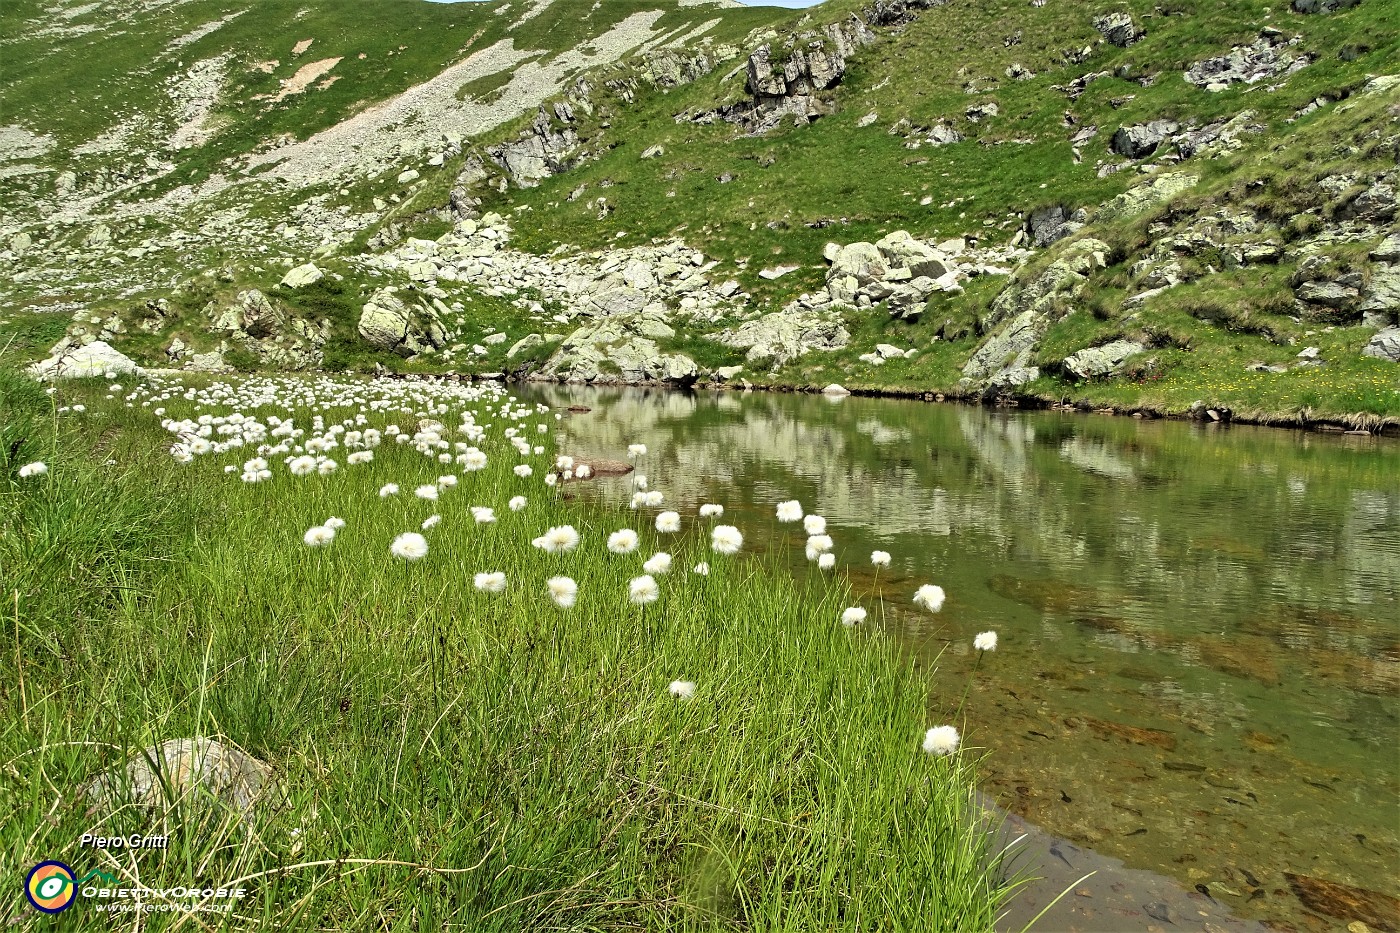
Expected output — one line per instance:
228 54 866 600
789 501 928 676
25 861 77 914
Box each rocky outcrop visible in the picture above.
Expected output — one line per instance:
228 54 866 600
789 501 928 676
1184 30 1311 90
824 230 965 317
1291 0 1361 12
1097 173 1198 222
1111 120 1181 159
1026 205 1087 247
358 287 447 357
1093 13 1143 47
1063 340 1146 379
29 340 144 380
717 305 849 368
538 309 698 385
1362 327 1400 362
280 262 324 288
486 106 581 187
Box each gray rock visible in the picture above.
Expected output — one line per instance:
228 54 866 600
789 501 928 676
186 350 231 373
822 383 850 396
1291 0 1361 11
875 230 951 279
1184 31 1310 88
83 738 275 820
1339 183 1396 223
280 263 324 289
640 144 665 159
964 309 1047 380
1371 233 1400 263
1361 327 1400 362
1026 205 1082 247
396 169 421 184
1111 120 1181 159
1296 281 1359 309
875 343 906 359
759 264 799 280
507 333 545 359
1093 12 1143 47
1063 340 1146 378
83 223 112 248
358 288 446 357
718 305 849 368
29 340 144 380
1098 173 1198 221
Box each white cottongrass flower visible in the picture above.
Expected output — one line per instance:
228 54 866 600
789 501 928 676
544 473 558 487
629 492 645 509
668 680 696 700
607 529 640 554
643 490 664 507
575 463 592 479
642 552 672 575
803 514 827 536
471 506 497 524
513 464 533 478
692 562 710 576
422 514 441 530
913 584 946 613
18 462 47 478
547 576 579 609
391 532 429 561
633 474 648 491
379 483 400 497
776 500 804 523
317 459 338 476
508 495 527 512
807 534 833 554
438 475 458 489
325 516 346 531
474 572 506 594
535 524 581 553
303 525 335 547
818 553 836 571
922 725 960 756
871 550 892 568
629 574 659 605
415 484 439 501
698 503 723 518
711 525 743 555
461 449 488 471
627 444 647 459
655 511 681 533
347 450 374 465
224 465 238 474
974 631 998 652
289 455 316 476
841 607 867 627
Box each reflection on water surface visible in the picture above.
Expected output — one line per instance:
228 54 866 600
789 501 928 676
522 384 1400 932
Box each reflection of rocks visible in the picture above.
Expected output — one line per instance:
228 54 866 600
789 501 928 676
1059 436 1136 480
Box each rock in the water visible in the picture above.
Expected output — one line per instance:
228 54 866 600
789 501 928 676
83 738 274 820
280 263 324 289
29 340 144 380
1362 327 1400 362
1111 120 1181 159
1063 340 1146 379
822 383 850 396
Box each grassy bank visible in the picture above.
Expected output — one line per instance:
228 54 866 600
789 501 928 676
0 367 1011 930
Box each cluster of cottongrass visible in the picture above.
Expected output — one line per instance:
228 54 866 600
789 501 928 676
2 370 1015 931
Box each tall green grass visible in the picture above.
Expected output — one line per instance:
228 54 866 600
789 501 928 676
1 369 1013 930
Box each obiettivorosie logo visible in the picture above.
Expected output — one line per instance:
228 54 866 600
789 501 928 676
24 862 117 914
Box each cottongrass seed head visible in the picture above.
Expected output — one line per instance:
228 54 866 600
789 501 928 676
17 462 47 478
642 552 672 575
871 550 892 568
607 529 640 554
818 553 836 571
655 511 681 533
379 483 399 497
391 532 429 561
474 571 506 594
692 562 710 576
422 514 441 530
923 725 960 756
668 680 696 700
975 631 998 652
841 607 867 627
803 514 826 536
303 525 335 547
913 584 946 612
711 525 743 555
415 484 439 501
699 503 724 518
629 574 660 605
547 576 578 609
508 495 528 512
776 499 804 523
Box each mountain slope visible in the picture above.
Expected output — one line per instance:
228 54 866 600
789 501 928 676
3 0 1398 429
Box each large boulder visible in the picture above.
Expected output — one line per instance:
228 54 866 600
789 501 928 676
357 288 446 357
1111 120 1181 159
1361 327 1400 362
1291 0 1361 11
718 305 849 368
875 230 952 279
1063 340 1146 379
29 341 144 380
826 242 888 302
538 310 698 385
280 263 324 289
1093 13 1143 46
1098 173 1199 221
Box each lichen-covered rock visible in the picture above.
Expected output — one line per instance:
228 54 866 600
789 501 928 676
1361 327 1400 362
1097 173 1199 222
1291 0 1361 12
1063 340 1147 379
1093 12 1143 47
29 340 144 380
280 263 324 289
539 310 698 385
358 288 446 357
718 305 849 368
1111 120 1181 159
83 738 275 821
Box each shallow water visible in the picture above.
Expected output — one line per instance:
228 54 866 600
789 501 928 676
522 384 1400 932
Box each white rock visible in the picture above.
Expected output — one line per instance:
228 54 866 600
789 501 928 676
29 341 144 380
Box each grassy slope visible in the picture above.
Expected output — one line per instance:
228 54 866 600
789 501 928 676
0 365 1010 930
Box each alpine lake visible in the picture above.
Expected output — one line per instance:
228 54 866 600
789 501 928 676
520 383 1400 933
